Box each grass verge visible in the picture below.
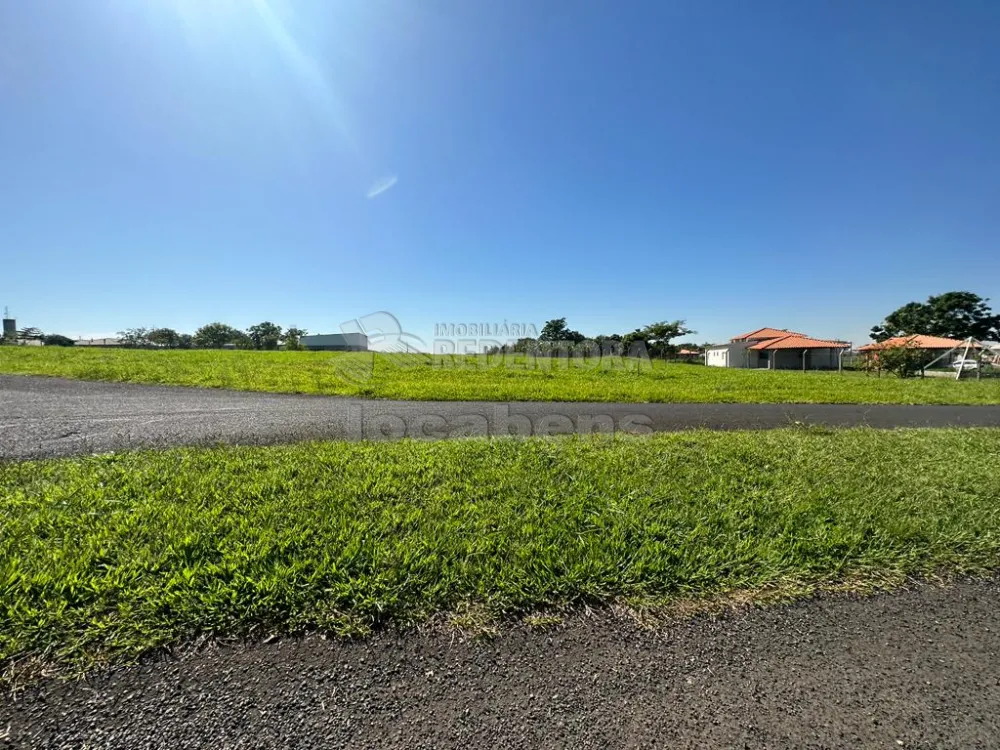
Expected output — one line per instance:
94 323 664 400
2 428 999 673
2 347 999 404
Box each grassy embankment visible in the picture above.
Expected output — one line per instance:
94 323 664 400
2 428 999 671
1 346 999 404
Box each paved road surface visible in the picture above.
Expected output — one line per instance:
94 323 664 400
3 375 1000 459
3 580 998 749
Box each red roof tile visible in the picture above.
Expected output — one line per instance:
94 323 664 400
857 335 977 352
730 327 807 342
748 335 850 351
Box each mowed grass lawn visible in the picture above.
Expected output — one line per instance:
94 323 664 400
2 346 999 404
2 428 999 670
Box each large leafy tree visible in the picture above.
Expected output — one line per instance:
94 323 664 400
539 318 585 343
231 331 254 350
193 322 242 349
620 328 647 353
117 328 151 348
147 328 181 348
16 327 43 342
281 327 308 351
642 320 695 358
247 321 282 350
618 320 695 358
871 291 1000 342
643 320 692 342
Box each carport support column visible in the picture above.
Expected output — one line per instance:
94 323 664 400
803 349 808 372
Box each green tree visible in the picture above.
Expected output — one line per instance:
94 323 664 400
247 321 282 350
593 333 623 355
539 318 584 343
193 323 241 349
281 327 308 351
42 334 75 347
16 327 43 343
117 328 151 348
871 291 1000 342
868 340 928 378
178 333 194 349
621 328 647 356
641 320 695 358
147 328 181 348
231 331 254 350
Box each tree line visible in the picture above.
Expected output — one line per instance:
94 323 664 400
0 322 310 350
487 317 703 359
117 322 309 350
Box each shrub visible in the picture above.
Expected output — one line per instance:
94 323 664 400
868 341 928 378
42 334 75 347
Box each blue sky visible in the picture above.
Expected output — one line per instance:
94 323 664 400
2 0 998 347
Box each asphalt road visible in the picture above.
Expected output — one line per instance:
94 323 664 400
3 580 998 749
3 375 1000 459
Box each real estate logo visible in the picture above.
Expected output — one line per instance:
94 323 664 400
330 311 657 385
334 312 426 384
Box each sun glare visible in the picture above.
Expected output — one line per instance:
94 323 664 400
157 0 357 150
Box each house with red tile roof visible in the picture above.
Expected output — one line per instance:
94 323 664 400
676 347 702 360
856 334 977 353
857 334 982 367
707 328 849 370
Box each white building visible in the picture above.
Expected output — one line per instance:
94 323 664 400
300 333 369 352
707 327 849 370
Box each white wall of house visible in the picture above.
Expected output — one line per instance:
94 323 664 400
706 342 751 368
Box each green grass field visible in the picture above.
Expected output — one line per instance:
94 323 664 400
2 428 999 670
1 346 999 404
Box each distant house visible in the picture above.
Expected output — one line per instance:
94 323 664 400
857 335 979 365
676 348 701 360
706 327 849 370
300 333 369 352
